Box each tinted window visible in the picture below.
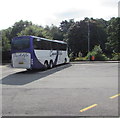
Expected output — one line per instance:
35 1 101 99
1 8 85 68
33 39 39 49
51 42 58 50
33 39 51 50
33 38 67 51
40 40 51 50
12 38 30 50
58 43 67 51
63 44 67 51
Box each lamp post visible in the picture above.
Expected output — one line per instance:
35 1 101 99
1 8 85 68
87 20 90 60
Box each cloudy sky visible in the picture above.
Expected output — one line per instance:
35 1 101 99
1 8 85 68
0 0 119 30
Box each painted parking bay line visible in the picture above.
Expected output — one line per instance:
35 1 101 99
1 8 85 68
109 94 120 99
80 104 98 112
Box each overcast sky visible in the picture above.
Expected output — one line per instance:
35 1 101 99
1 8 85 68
0 0 119 30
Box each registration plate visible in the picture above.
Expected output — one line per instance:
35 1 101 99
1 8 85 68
19 62 24 64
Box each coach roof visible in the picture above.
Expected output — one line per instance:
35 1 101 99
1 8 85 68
31 36 67 44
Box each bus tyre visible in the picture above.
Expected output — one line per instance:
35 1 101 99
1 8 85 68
49 61 53 69
44 61 48 70
27 69 32 71
64 58 67 64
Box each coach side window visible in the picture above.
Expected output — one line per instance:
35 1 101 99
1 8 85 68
51 42 58 50
33 38 39 49
58 43 67 51
63 44 67 51
40 40 51 50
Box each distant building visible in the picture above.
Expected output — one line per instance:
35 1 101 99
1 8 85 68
118 1 120 17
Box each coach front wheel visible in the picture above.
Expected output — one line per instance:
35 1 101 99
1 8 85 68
64 58 67 64
26 68 32 71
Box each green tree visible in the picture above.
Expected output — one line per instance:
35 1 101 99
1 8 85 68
10 20 32 39
2 28 12 51
48 25 64 40
18 25 46 37
105 17 120 54
60 19 75 41
88 18 107 52
67 18 107 56
68 21 88 56
86 45 108 61
60 19 74 33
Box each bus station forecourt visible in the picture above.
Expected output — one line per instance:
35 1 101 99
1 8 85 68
1 61 119 117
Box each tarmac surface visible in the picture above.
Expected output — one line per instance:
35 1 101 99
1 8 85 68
0 61 119 117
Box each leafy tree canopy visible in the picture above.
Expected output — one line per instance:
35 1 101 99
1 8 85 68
1 17 119 60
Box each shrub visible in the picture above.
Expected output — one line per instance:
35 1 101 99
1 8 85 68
111 53 120 61
69 52 75 61
74 57 87 61
86 45 109 61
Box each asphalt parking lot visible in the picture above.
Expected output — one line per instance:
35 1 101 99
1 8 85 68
1 61 119 117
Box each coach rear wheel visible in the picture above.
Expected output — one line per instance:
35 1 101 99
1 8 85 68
49 61 54 69
44 61 48 70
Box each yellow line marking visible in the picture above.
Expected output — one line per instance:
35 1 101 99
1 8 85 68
80 104 98 112
110 94 120 99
